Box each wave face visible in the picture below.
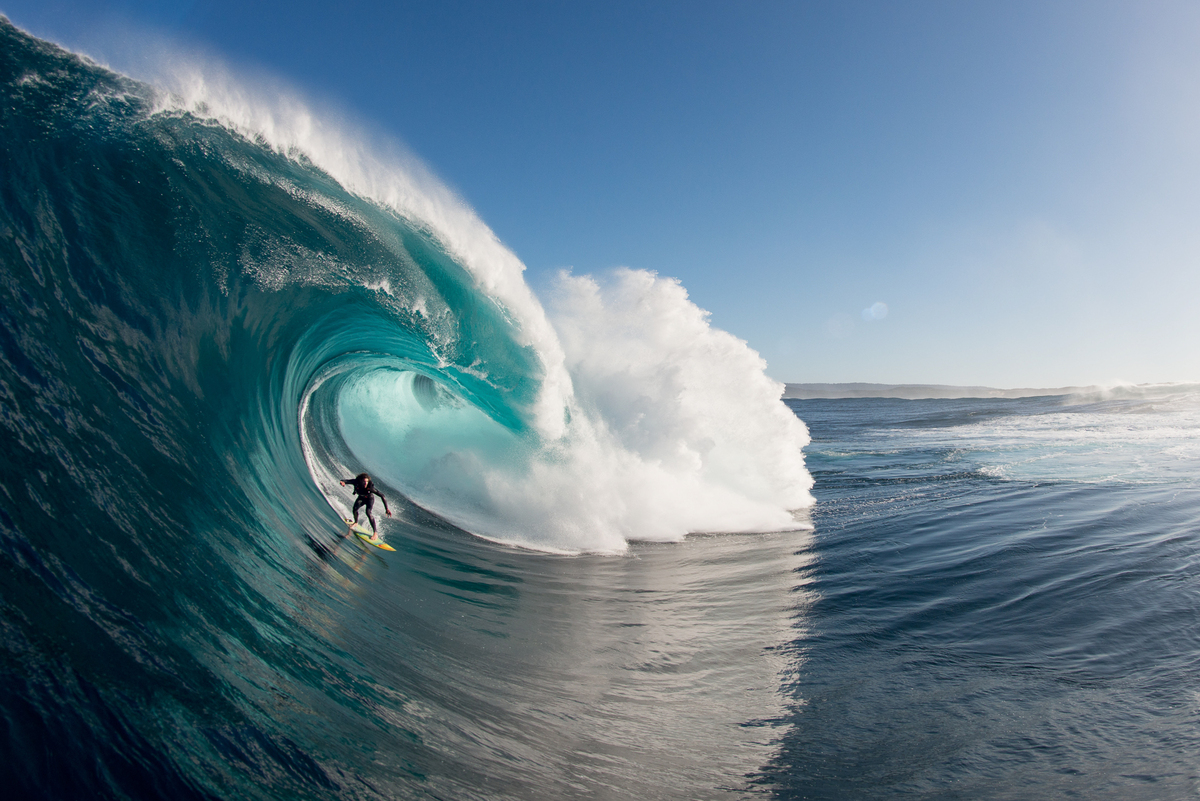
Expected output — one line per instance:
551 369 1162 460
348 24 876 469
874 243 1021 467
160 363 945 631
0 20 813 800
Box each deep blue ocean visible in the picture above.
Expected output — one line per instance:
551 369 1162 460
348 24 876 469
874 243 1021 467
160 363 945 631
3 19 1200 800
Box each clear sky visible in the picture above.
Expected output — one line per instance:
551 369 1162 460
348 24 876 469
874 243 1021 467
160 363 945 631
4 0 1198 387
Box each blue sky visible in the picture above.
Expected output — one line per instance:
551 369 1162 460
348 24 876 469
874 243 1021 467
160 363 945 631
4 1 1199 387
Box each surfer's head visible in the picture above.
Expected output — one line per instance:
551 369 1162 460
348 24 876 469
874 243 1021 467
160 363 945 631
357 472 370 485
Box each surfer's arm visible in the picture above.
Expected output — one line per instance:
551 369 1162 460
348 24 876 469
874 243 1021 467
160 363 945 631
373 486 391 514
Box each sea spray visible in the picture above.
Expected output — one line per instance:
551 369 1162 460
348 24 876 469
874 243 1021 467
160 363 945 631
547 268 814 536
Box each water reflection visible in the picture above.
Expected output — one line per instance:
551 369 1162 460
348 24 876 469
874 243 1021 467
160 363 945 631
296 515 816 799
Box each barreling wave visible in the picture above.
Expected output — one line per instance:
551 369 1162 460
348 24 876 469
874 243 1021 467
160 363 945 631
0 17 812 560
0 19 818 799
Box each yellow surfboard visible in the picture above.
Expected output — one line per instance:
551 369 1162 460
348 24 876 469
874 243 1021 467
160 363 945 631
344 518 396 552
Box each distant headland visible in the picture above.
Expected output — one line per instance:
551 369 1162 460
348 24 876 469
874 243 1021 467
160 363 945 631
783 383 1096 400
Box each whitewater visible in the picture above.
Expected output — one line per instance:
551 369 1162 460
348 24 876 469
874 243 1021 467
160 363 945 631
4 18 1200 801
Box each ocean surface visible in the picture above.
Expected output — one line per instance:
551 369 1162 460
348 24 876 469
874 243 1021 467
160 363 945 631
3 19 1200 800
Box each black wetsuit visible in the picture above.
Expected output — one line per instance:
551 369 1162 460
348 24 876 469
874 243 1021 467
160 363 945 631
344 476 389 533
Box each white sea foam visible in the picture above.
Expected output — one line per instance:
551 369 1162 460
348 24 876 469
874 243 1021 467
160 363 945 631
338 269 814 553
902 386 1200 485
547 268 814 531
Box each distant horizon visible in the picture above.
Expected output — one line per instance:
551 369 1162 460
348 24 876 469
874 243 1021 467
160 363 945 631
783 380 1199 400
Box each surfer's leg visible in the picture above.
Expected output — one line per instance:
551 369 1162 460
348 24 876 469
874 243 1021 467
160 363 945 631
364 495 377 533
352 496 365 524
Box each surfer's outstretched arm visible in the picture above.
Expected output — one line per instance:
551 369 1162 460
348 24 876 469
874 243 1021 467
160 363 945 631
372 486 392 516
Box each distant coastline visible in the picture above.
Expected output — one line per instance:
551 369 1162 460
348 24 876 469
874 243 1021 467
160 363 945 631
783 382 1096 400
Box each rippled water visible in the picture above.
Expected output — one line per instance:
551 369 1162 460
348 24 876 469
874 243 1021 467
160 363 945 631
766 393 1200 799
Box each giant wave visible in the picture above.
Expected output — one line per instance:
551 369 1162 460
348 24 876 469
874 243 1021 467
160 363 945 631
0 17 812 556
0 19 816 798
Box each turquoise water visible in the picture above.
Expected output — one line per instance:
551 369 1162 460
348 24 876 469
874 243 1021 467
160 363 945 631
3 18 1200 799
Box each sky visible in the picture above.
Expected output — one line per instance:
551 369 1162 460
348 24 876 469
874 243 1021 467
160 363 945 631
3 0 1199 387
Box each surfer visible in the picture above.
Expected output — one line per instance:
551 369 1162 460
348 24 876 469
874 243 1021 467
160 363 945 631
340 472 392 538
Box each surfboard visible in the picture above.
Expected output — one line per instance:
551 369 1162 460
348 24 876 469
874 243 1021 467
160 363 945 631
344 518 397 551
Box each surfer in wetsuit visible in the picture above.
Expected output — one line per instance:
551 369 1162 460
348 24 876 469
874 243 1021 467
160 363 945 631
340 472 391 537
